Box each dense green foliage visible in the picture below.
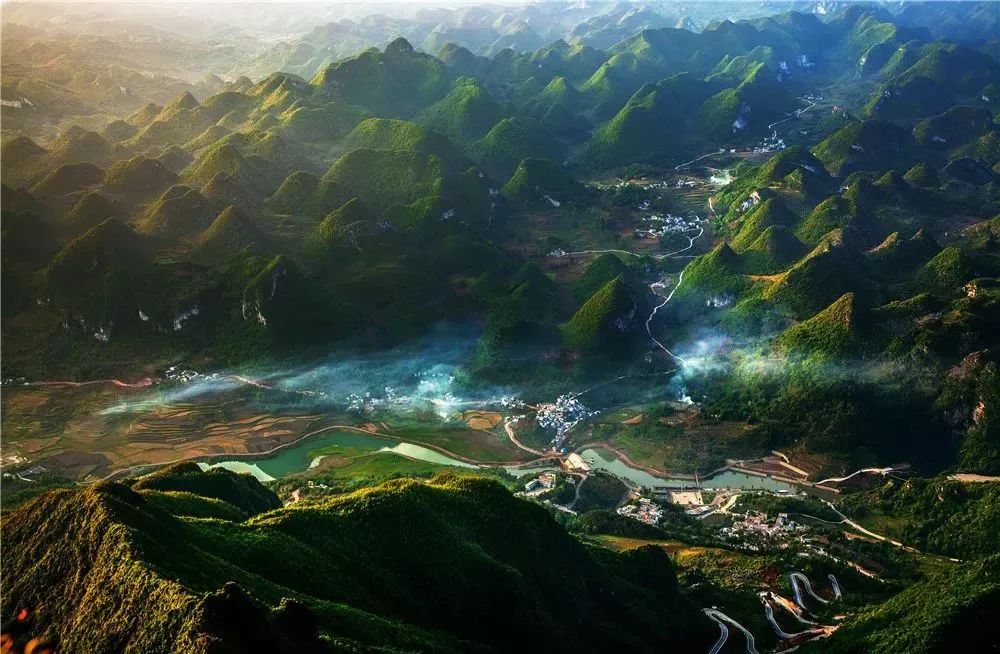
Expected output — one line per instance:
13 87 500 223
805 555 1000 654
840 478 1000 560
4 4 1000 650
132 463 282 517
1 471 712 653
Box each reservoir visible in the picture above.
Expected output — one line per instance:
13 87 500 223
200 429 477 481
200 434 798 493
578 447 798 492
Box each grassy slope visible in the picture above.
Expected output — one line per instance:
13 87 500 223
1 471 712 653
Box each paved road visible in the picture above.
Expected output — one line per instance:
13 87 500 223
762 600 803 639
566 472 590 510
829 574 843 600
767 96 818 130
703 609 760 654
789 572 829 609
821 500 919 553
706 614 729 654
815 467 893 486
646 272 688 365
502 418 550 457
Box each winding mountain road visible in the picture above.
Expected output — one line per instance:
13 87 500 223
789 572 829 609
703 609 760 654
767 96 818 130
643 222 705 365
706 615 729 654
762 600 809 640
814 467 894 486
502 418 550 457
829 574 843 600
820 500 919 553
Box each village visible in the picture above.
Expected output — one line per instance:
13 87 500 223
515 448 815 551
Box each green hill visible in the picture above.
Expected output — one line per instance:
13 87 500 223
678 243 747 300
182 138 285 197
913 106 995 151
501 158 586 206
779 292 866 356
579 52 645 117
795 196 860 244
101 119 138 142
316 148 444 213
137 186 216 237
483 264 561 349
0 472 708 652
574 253 631 303
240 255 343 344
43 218 149 325
537 75 579 109
158 145 193 174
127 102 162 127
103 156 178 198
891 43 1000 96
132 463 281 517
268 170 320 214
868 229 941 280
275 101 365 143
29 162 103 198
310 38 450 117
302 198 373 261
731 197 800 251
903 162 940 187
1 135 46 185
472 117 560 178
713 147 831 220
202 171 255 207
194 206 267 257
45 127 110 167
839 476 1000 560
865 76 954 124
696 63 786 140
807 555 1000 654
813 119 924 176
586 74 710 168
417 78 503 144
161 90 200 116
757 145 830 185
913 246 974 293
765 232 875 318
65 191 124 233
740 225 808 274
343 117 471 172
564 275 642 352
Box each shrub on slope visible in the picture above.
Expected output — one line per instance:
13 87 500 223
0 472 710 652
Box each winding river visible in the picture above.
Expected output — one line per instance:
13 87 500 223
199 432 800 494
200 430 477 482
578 448 798 491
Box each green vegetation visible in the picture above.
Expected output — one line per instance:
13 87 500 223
502 157 587 206
5 6 1000 649
417 78 502 144
1 471 711 652
779 293 866 357
133 463 282 516
840 477 1000 560
574 253 631 302
563 276 641 352
472 117 560 177
806 555 1000 654
574 471 628 512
